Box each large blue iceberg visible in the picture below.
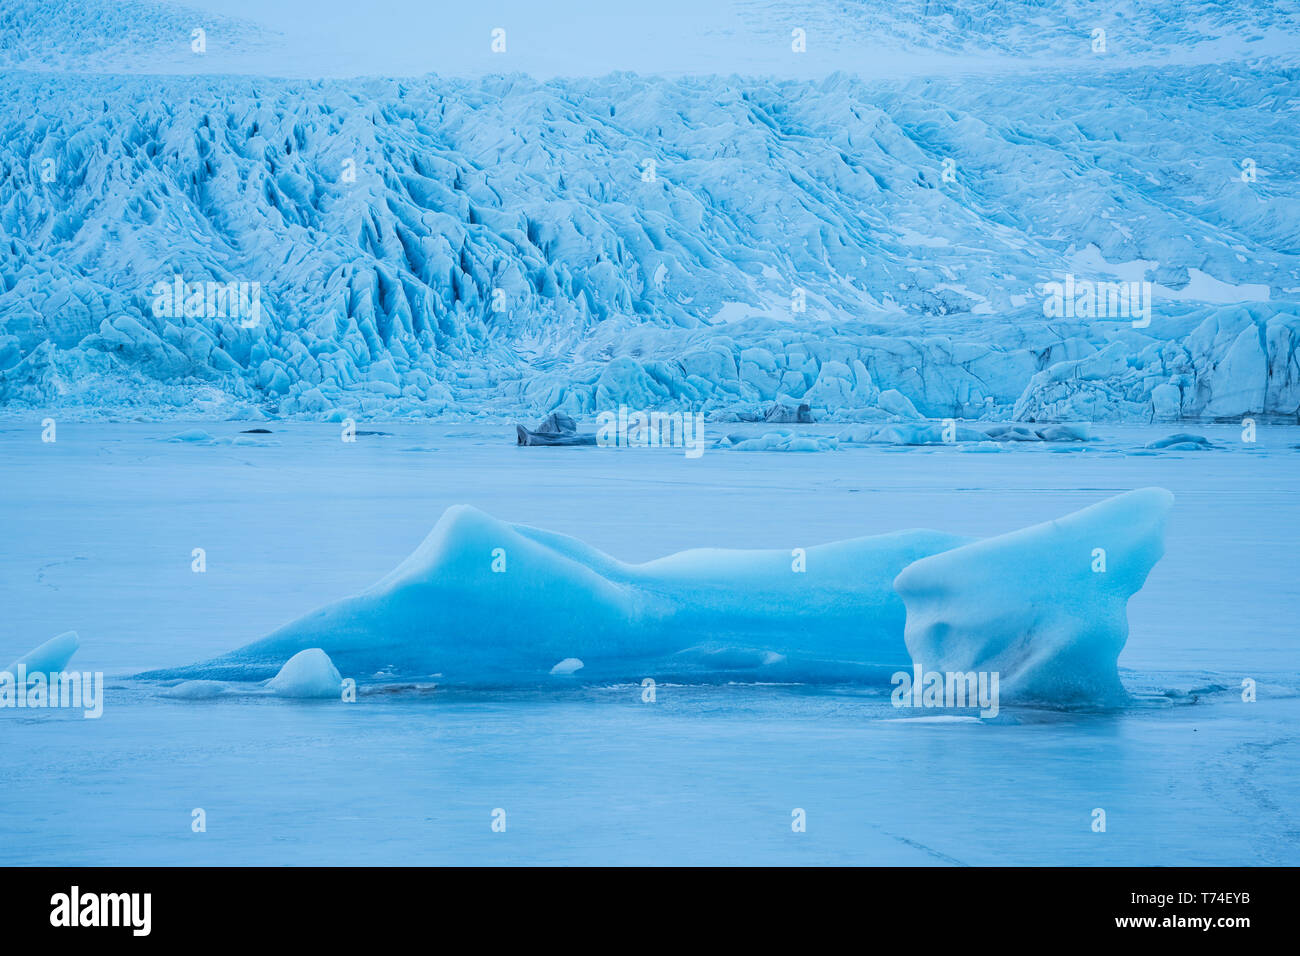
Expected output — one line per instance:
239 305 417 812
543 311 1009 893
142 489 1172 704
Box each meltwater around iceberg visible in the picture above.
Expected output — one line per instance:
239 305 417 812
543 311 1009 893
141 490 1172 703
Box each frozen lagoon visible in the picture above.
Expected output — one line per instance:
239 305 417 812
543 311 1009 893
1 421 1297 865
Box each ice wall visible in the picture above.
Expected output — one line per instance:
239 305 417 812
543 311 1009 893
1 65 1296 422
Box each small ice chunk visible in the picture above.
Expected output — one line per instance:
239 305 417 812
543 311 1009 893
1146 433 1212 450
875 423 988 445
164 680 227 699
6 631 79 678
166 429 212 443
728 431 835 451
266 648 343 699
549 657 585 675
983 424 1041 442
1036 423 1090 442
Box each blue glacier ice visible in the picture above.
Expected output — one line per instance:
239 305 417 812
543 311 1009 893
896 488 1173 704
2 33 1297 425
4 630 80 679
140 505 964 684
162 679 229 700
141 489 1171 703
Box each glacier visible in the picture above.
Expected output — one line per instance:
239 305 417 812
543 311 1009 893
139 489 1170 704
1 61 1297 424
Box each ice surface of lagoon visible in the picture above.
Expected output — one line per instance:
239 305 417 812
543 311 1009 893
1 422 1297 864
